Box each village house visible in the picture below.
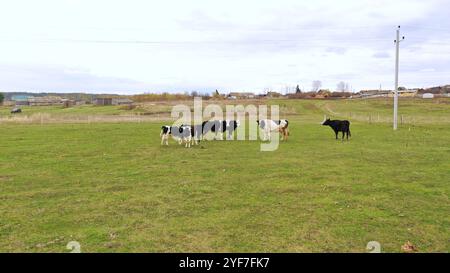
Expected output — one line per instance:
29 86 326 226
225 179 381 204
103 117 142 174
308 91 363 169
227 92 255 99
93 97 134 106
93 98 113 106
28 96 65 106
11 95 32 106
359 90 391 98
112 98 134 105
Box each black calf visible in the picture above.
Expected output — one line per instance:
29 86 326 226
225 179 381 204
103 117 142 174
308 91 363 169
322 118 351 140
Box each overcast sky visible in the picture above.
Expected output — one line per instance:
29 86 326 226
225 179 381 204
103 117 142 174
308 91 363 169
0 0 449 94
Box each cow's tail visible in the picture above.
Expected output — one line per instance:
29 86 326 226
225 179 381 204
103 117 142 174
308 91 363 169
348 129 351 137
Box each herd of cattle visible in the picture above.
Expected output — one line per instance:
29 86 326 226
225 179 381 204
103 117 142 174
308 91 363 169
160 117 351 147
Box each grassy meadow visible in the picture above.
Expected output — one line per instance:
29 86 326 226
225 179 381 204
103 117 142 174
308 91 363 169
0 98 449 252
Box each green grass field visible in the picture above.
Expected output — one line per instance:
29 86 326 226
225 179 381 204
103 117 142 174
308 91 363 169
0 98 449 252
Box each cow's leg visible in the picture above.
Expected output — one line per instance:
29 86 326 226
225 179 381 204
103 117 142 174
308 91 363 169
335 131 338 140
342 131 345 140
162 135 169 145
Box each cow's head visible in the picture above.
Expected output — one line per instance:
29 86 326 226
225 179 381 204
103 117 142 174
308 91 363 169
322 118 331 126
256 120 265 128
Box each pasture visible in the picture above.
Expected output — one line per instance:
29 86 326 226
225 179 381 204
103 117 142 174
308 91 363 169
0 98 449 252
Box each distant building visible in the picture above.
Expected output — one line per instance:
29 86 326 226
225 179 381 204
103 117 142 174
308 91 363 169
93 98 113 106
62 99 76 108
11 95 32 106
387 89 417 97
422 93 434 99
28 96 64 106
359 90 391 98
227 92 255 99
112 98 133 105
359 88 417 98
266 91 282 98
2 100 15 106
421 85 450 95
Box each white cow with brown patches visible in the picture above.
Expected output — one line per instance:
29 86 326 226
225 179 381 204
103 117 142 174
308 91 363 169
257 119 289 141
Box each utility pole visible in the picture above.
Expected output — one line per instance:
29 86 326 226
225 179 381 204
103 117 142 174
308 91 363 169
393 26 405 130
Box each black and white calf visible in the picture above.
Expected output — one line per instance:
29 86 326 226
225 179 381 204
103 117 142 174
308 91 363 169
201 120 240 139
160 125 192 147
257 119 289 141
321 117 351 140
160 125 174 146
189 124 203 145
178 125 192 147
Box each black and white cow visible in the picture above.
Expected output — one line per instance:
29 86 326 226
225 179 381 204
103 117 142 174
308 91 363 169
189 124 203 145
160 125 174 146
10 107 22 114
160 125 192 147
321 117 351 140
257 119 289 141
178 125 192 147
201 120 240 139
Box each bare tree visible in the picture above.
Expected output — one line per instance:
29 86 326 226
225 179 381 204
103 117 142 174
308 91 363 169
337 81 351 92
312 80 322 92
337 81 346 91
